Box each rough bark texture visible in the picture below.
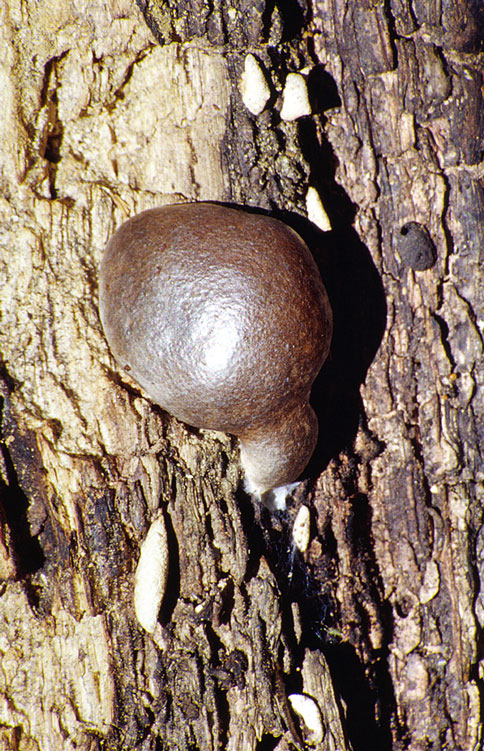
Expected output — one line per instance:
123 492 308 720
0 1 483 750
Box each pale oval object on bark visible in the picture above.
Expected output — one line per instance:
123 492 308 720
288 693 325 744
133 511 169 634
306 187 332 232
241 54 271 116
280 73 311 121
292 504 311 553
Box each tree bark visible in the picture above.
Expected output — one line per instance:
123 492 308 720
0 1 483 750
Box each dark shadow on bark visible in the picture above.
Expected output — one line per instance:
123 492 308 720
272 0 308 41
159 505 180 623
268 214 386 474
307 64 342 114
0 383 46 583
280 114 386 472
325 641 395 751
0 441 46 578
256 735 280 750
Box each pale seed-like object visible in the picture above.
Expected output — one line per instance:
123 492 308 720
133 511 169 634
240 54 271 116
306 187 332 232
292 504 311 554
288 693 325 744
280 73 311 121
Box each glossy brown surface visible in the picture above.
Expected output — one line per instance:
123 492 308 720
99 202 332 490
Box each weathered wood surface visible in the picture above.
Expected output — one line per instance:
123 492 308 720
0 0 483 749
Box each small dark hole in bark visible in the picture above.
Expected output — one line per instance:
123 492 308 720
397 222 436 270
395 596 413 618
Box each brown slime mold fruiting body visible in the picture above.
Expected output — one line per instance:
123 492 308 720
99 203 333 497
